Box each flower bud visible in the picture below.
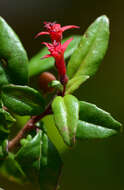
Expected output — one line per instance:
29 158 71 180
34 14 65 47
39 72 56 94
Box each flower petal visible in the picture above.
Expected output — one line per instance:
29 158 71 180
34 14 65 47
62 37 73 52
42 42 53 49
41 54 52 59
35 31 49 39
61 25 80 32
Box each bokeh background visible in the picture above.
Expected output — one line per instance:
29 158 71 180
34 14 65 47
0 0 124 189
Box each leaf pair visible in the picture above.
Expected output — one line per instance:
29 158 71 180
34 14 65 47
52 96 121 147
52 95 79 146
0 18 37 117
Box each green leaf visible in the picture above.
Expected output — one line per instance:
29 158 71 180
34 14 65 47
76 120 117 139
1 84 45 116
0 17 28 85
15 130 62 190
29 35 81 77
67 15 109 80
52 95 79 146
79 101 122 131
66 75 89 94
0 153 26 183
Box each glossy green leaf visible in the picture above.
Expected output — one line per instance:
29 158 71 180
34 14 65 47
66 75 89 94
52 95 79 146
0 17 28 85
76 120 117 139
1 84 45 116
29 35 81 77
16 130 62 190
67 15 109 80
79 101 122 131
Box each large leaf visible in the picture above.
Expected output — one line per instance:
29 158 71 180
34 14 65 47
1 84 45 116
76 101 122 139
52 95 79 146
15 130 62 190
0 17 28 85
79 101 121 130
67 15 109 81
76 120 117 139
29 35 81 77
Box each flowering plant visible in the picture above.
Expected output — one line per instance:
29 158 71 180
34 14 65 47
0 15 122 190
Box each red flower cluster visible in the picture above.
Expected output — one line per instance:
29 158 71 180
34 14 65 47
36 22 79 85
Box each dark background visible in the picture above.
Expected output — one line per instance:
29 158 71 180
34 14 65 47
0 0 124 189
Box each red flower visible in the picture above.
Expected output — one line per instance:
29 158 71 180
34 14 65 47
35 22 79 43
42 38 73 84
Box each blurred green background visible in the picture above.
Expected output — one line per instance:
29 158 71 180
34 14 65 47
0 0 124 189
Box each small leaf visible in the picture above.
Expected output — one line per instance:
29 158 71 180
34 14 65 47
76 120 117 139
79 101 122 131
1 84 45 116
15 130 62 190
49 80 63 92
29 35 81 77
65 75 89 94
52 95 79 146
0 17 28 85
67 15 109 80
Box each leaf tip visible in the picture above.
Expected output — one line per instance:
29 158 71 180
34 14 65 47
97 15 109 25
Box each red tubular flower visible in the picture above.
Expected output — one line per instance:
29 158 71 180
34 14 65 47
42 38 73 84
35 21 79 43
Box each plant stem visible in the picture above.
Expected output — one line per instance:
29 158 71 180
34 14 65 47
8 105 52 151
